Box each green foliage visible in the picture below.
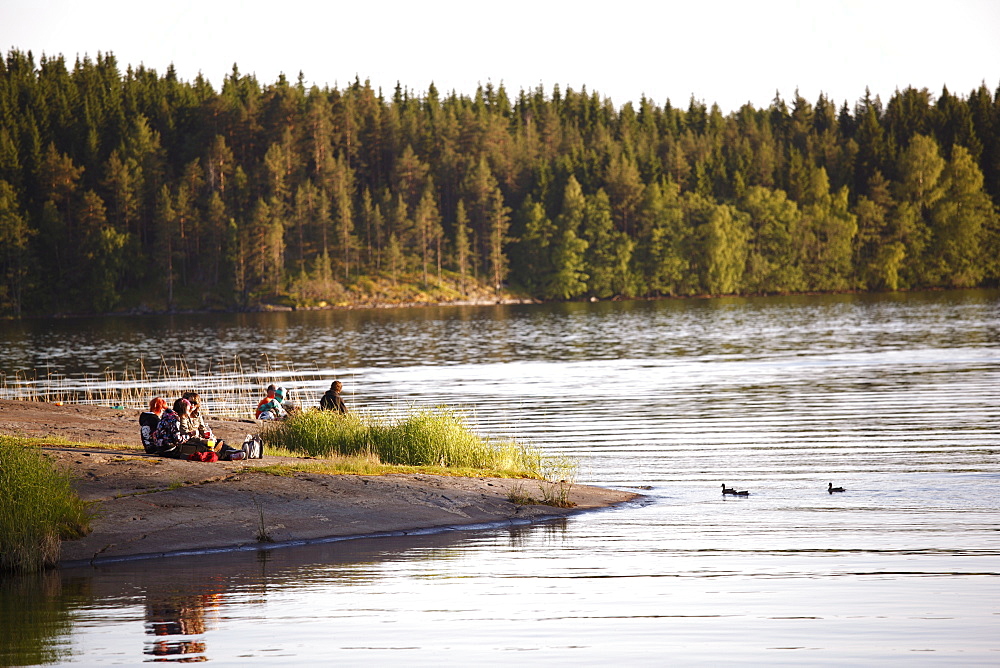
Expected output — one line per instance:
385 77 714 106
1 48 999 316
0 437 92 572
263 408 544 478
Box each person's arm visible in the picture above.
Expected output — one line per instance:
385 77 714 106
195 412 210 436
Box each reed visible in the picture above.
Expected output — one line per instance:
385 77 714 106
264 408 545 478
0 355 324 420
251 495 273 543
0 437 92 573
538 456 579 508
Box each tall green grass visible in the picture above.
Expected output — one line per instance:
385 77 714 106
0 437 91 573
263 408 544 478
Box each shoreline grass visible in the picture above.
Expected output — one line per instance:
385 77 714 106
0 436 92 573
263 408 546 479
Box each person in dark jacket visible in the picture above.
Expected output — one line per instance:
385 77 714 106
152 398 192 458
139 397 168 454
319 380 348 413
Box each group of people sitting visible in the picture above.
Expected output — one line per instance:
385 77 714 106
139 391 238 460
254 381 349 420
139 381 350 460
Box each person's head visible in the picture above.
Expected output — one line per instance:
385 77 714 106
331 381 342 392
183 391 201 413
266 384 277 398
149 397 168 414
173 398 191 416
275 386 286 402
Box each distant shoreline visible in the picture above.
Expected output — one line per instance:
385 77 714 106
11 286 994 322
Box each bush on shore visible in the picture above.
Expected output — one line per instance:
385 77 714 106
0 437 91 573
263 408 544 478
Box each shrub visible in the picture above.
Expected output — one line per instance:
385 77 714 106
0 437 91 572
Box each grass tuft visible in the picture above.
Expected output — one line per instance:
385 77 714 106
0 437 92 572
251 495 273 543
538 456 579 508
506 482 538 505
263 408 545 479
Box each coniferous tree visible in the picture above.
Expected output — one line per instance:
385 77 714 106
487 186 511 293
0 180 32 315
153 184 178 307
581 189 633 297
452 199 471 282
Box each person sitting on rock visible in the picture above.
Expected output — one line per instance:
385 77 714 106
153 398 192 458
319 380 348 414
255 384 287 421
181 391 213 440
276 386 301 415
139 397 168 454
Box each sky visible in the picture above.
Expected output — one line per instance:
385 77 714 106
3 0 1000 114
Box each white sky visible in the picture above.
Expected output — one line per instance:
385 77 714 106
3 0 1000 113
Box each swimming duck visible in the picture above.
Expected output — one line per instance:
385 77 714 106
828 482 845 493
722 484 737 495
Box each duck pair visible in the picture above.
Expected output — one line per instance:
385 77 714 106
722 483 846 495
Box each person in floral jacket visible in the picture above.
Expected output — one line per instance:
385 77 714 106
153 398 192 458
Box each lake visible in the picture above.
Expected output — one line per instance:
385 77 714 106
1 290 998 665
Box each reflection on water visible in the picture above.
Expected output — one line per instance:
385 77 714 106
0 572 80 665
0 290 998 664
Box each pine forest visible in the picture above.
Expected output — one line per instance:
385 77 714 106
1 49 999 317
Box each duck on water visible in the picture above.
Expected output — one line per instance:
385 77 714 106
722 484 750 496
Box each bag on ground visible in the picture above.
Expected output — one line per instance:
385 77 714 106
241 434 264 459
178 439 214 456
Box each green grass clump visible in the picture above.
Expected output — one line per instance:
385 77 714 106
0 437 92 572
263 408 544 478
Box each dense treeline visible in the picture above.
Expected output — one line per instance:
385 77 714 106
1 49 998 316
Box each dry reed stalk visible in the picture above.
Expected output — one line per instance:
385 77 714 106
0 355 325 419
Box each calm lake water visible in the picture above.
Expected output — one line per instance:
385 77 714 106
2 291 999 665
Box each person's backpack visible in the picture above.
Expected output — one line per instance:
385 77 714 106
241 434 264 459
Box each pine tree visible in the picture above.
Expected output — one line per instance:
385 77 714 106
581 189 633 298
413 185 441 284
511 196 555 293
153 184 178 307
452 199 471 285
79 189 127 311
487 186 511 293
0 180 33 315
